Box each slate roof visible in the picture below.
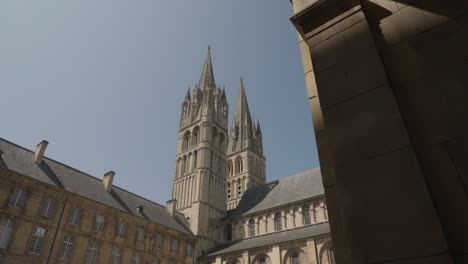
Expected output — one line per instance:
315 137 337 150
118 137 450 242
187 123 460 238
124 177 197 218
0 138 192 235
204 222 330 257
228 168 324 218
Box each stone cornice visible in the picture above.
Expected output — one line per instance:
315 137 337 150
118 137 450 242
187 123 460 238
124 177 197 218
290 0 361 40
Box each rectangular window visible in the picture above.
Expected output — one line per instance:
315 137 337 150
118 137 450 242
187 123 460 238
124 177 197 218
116 222 126 238
94 214 105 232
186 244 193 257
171 238 178 253
8 188 28 208
85 239 99 264
152 257 161 264
112 246 122 264
132 252 142 264
136 228 145 243
27 226 47 255
58 233 75 260
0 217 15 249
68 207 82 225
155 233 163 248
39 198 56 218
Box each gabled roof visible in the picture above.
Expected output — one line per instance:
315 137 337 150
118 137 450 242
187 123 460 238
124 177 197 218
203 222 330 257
0 138 192 235
228 168 324 218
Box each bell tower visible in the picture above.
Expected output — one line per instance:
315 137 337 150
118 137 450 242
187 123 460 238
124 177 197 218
226 78 266 210
171 47 228 252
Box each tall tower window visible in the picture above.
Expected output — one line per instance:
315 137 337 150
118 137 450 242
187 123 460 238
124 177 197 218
192 127 200 145
235 157 243 174
182 131 191 151
193 151 198 169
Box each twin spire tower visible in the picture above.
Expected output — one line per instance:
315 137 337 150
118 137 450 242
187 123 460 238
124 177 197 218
170 47 266 250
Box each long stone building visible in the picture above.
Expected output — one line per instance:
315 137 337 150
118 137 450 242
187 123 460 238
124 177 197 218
0 48 334 264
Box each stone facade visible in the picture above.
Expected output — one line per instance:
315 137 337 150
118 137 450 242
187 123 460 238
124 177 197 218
289 0 468 263
0 159 195 264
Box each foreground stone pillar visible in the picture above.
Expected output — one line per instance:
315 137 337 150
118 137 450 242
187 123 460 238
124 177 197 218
290 0 468 263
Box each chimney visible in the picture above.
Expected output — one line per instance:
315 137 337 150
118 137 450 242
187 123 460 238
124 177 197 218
103 171 115 192
34 140 49 164
167 199 177 216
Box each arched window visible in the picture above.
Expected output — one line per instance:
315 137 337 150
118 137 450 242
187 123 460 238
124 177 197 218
187 153 192 173
193 151 198 169
182 131 190 151
212 127 218 147
248 219 255 237
302 205 311 225
259 257 266 264
228 160 233 176
219 133 225 149
192 127 200 146
291 252 300 264
181 156 187 176
235 157 242 174
175 158 181 178
274 213 282 231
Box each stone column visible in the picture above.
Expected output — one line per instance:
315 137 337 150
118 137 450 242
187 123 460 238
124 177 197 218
290 0 461 262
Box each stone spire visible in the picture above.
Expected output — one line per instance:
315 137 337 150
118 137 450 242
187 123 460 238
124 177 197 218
227 78 255 154
198 46 216 89
232 77 253 129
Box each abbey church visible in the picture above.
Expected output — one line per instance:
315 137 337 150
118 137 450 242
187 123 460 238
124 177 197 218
0 49 334 264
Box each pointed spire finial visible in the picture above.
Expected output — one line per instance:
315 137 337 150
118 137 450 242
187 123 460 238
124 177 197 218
198 47 215 89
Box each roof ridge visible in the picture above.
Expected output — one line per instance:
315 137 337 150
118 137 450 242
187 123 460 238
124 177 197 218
0 137 168 210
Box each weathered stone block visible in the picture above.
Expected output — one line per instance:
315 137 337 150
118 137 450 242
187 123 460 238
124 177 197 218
323 85 410 166
334 147 448 263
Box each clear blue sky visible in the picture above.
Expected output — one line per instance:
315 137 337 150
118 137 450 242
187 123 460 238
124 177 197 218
0 1 319 204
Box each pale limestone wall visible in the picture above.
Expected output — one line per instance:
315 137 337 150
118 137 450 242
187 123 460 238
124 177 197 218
201 235 333 264
0 170 195 264
230 196 327 241
290 0 468 263
226 151 266 210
